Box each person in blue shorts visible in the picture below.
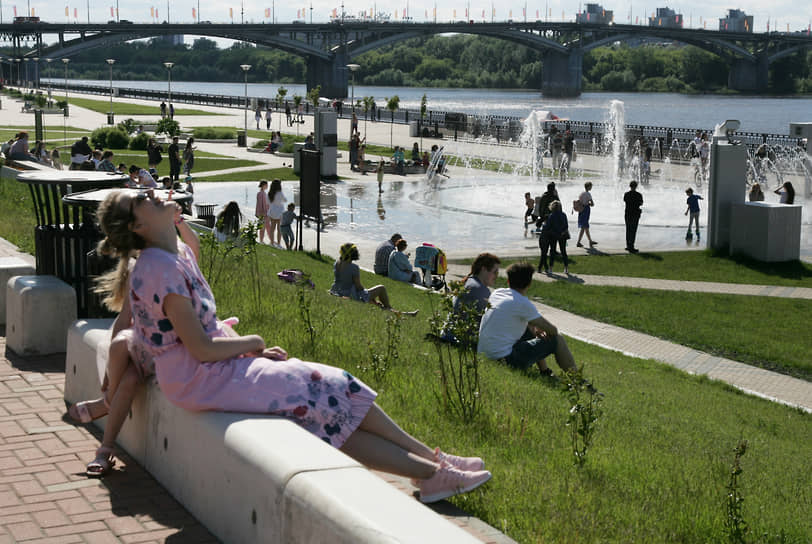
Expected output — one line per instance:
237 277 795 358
684 187 703 239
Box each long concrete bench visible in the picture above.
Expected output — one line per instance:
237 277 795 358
64 319 479 544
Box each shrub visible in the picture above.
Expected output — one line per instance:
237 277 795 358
34 94 47 108
116 118 138 135
193 127 236 139
91 127 130 149
129 132 150 150
55 99 67 109
155 118 180 137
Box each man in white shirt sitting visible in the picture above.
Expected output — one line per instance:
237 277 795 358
478 262 577 377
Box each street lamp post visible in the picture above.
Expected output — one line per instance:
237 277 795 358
106 58 115 124
240 64 251 146
32 57 39 91
163 61 174 111
346 63 360 113
45 58 53 101
23 58 29 90
62 58 70 145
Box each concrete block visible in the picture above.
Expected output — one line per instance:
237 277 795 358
730 202 802 262
0 257 35 325
6 275 77 355
284 468 481 544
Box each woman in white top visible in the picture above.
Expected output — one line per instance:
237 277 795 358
575 181 597 248
267 178 287 247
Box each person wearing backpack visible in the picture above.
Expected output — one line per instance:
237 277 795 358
575 181 597 248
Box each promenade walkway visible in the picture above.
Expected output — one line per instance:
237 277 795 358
445 263 812 413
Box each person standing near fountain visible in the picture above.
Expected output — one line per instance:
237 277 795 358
623 181 643 253
560 129 575 182
575 182 597 248
684 187 703 240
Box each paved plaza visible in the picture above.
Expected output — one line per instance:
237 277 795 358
1 91 809 542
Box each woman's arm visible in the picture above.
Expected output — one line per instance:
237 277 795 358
111 296 133 338
350 266 365 291
164 293 265 362
174 205 200 261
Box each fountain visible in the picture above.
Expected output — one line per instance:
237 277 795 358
606 99 626 184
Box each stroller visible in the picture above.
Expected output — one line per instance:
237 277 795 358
414 243 448 291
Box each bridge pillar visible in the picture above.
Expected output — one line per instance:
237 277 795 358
306 52 349 100
541 49 583 97
728 55 769 93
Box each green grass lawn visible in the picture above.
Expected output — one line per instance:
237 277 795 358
492 250 812 288
102 148 263 176
202 243 811 544
67 96 217 116
0 186 808 542
195 167 298 182
521 280 812 381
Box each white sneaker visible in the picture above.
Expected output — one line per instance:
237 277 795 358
418 461 491 504
435 447 485 471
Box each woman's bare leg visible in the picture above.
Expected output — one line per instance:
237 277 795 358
99 365 140 449
340 404 437 479
367 285 391 309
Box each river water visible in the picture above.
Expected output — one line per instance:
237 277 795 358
54 78 812 135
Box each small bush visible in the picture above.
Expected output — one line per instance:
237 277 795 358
193 127 236 139
116 118 138 135
91 127 130 149
155 118 181 137
55 99 67 109
129 132 150 150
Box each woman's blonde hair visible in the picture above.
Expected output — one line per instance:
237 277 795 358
93 190 146 311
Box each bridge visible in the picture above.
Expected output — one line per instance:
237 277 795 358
2 20 811 97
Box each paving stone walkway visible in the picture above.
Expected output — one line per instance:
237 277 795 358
446 264 812 413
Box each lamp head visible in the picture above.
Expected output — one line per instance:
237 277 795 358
106 59 115 65
163 61 174 69
346 63 360 71
61 58 70 64
240 64 252 72
713 119 742 145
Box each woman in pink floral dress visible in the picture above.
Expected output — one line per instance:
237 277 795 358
94 189 491 504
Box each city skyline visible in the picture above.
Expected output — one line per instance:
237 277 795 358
1 0 809 34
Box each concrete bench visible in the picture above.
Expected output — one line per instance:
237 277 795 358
64 320 479 544
7 275 77 355
0 257 35 325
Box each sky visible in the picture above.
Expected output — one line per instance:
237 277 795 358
1 1 809 34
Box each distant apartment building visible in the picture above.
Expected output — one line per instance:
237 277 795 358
648 7 683 28
576 3 613 24
719 9 753 32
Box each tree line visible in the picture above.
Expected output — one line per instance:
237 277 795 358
23 35 812 94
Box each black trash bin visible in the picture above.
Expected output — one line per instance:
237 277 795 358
107 113 115 125
237 130 247 147
194 203 217 228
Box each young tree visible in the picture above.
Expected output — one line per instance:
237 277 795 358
386 95 400 149
293 94 303 135
276 86 288 131
307 85 321 110
420 93 428 152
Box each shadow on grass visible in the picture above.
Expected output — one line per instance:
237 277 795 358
719 249 812 282
630 252 664 261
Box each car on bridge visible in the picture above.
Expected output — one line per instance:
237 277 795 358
14 16 41 23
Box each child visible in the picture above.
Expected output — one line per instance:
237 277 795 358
280 202 297 250
377 160 385 194
684 187 703 239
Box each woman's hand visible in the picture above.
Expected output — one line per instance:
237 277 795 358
260 346 288 360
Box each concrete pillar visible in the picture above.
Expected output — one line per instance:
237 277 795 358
315 110 338 178
708 138 747 250
306 52 348 100
541 49 583 97
728 55 768 93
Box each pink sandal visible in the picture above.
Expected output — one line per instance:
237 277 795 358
86 446 115 477
67 398 109 424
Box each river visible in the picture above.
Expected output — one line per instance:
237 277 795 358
49 78 812 135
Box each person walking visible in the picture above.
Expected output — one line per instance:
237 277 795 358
575 182 597 248
285 102 292 127
167 136 181 183
255 107 262 130
265 105 273 130
623 181 643 253
182 137 196 177
538 200 569 275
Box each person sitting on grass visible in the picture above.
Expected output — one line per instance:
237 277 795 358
214 201 243 243
478 262 577 378
387 239 421 284
439 252 501 344
97 151 116 172
92 194 479 503
330 243 418 316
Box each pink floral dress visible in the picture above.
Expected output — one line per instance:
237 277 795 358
129 242 376 448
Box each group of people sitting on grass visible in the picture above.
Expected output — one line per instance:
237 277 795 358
1 131 61 168
372 232 424 285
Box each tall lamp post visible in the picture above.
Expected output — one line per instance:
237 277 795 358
62 58 70 145
163 61 174 110
23 58 30 90
32 57 39 92
106 58 115 124
0 57 5 90
14 58 21 88
240 64 251 146
346 63 359 113
45 58 53 101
